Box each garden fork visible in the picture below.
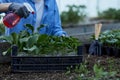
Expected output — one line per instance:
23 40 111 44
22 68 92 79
89 23 102 56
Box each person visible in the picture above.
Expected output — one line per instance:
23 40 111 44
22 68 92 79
0 0 67 36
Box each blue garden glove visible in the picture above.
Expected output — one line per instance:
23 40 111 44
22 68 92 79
8 3 30 18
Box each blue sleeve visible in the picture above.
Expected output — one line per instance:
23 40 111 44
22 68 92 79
0 0 8 3
52 0 67 36
0 0 3 3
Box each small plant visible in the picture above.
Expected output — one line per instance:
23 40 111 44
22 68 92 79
76 63 117 80
74 62 89 74
67 61 89 80
93 63 117 80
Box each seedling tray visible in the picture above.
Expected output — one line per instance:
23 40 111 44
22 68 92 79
102 46 120 57
84 43 120 57
11 46 83 72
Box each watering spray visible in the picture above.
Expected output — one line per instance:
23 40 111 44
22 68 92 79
3 3 34 28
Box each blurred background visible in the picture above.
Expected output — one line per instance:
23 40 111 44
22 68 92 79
56 0 120 43
56 0 120 24
57 0 120 17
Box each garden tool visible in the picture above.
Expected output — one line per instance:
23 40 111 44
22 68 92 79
89 23 102 56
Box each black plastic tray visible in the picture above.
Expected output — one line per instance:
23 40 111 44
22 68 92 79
11 46 83 72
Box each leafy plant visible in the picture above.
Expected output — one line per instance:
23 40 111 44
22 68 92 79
0 24 81 56
90 30 120 48
0 31 29 55
76 63 117 80
24 34 80 56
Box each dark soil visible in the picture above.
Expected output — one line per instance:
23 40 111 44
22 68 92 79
0 64 78 80
0 54 120 80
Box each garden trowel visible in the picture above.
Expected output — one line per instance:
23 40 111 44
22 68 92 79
89 23 102 56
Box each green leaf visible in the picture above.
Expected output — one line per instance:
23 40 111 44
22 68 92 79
37 24 46 32
37 34 49 43
11 33 19 44
20 37 30 43
25 24 34 33
0 36 13 44
27 35 38 47
23 45 37 52
2 48 11 56
19 30 30 38
109 71 117 77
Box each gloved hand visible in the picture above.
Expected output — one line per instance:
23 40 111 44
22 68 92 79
8 3 30 18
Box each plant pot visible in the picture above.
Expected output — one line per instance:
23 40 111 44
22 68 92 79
112 47 120 57
84 43 90 53
11 46 83 72
102 46 107 55
0 42 11 63
104 46 113 56
77 45 83 55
